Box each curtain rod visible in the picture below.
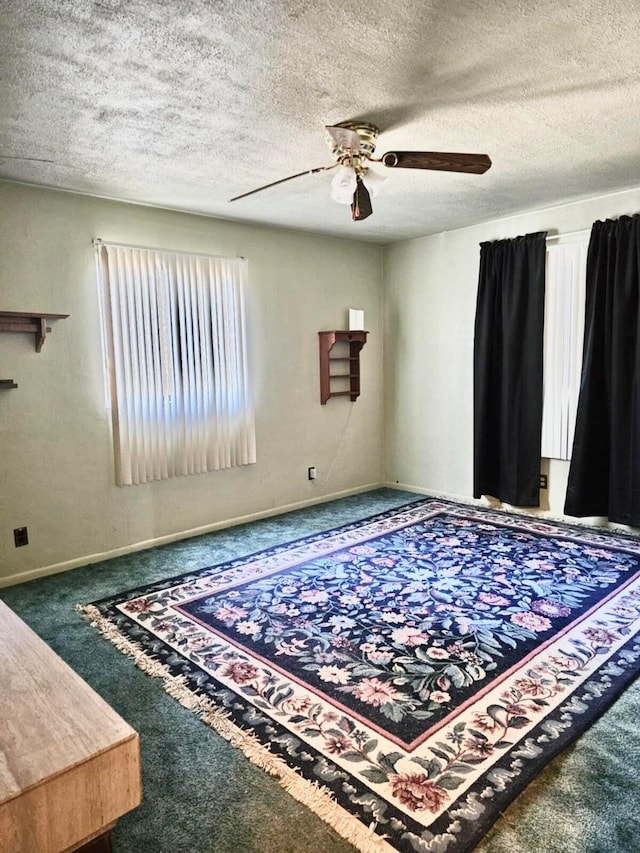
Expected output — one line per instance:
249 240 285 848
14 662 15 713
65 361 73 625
546 228 590 242
92 238 245 261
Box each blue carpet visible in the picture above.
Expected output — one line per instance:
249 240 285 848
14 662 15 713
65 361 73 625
2 489 639 853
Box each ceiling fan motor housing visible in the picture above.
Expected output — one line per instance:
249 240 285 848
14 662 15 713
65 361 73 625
327 121 379 160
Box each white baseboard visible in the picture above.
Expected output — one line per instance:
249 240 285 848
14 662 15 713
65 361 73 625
0 482 386 589
384 481 481 505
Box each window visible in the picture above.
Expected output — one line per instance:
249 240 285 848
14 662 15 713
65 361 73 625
95 242 256 485
541 242 587 460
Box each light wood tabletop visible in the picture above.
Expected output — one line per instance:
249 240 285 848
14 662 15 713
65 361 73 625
0 599 141 852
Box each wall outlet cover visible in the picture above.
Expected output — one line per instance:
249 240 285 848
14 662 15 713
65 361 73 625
14 527 29 547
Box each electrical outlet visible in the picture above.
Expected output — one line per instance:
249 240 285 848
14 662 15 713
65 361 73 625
308 466 317 480
539 474 548 489
14 527 28 547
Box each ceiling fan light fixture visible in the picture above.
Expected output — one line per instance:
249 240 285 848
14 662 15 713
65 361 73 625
361 167 386 198
330 165 357 204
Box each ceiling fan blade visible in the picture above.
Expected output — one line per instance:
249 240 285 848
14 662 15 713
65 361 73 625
229 165 336 202
325 126 362 154
0 154 55 163
380 151 492 174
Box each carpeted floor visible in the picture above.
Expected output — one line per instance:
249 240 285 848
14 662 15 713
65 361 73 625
2 489 639 853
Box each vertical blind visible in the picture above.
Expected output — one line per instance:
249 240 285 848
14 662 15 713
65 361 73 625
541 242 587 460
96 243 256 486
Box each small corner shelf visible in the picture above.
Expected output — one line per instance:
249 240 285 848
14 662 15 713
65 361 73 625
318 330 368 405
0 311 69 352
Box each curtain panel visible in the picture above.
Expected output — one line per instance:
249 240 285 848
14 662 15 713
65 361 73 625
96 244 256 486
565 214 640 525
473 232 547 506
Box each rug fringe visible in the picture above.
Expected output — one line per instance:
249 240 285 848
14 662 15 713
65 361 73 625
77 604 395 853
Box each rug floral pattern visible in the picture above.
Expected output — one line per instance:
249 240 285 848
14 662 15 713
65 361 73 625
84 501 640 853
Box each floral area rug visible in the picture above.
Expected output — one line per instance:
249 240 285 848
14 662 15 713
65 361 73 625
80 499 640 853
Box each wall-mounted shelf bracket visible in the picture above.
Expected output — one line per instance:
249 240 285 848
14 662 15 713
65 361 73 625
319 330 368 404
0 311 69 352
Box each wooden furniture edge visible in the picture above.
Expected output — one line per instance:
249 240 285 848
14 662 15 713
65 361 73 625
0 735 141 852
0 600 141 852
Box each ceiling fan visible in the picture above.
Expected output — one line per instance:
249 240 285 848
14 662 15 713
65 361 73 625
229 121 491 221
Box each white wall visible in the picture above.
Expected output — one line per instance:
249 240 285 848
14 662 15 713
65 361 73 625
0 182 384 585
383 185 640 518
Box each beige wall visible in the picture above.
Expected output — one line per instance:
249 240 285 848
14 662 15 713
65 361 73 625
5 179 640 586
0 182 384 584
383 185 640 519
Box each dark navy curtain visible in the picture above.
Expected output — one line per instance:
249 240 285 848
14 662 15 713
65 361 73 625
473 232 547 506
565 214 640 525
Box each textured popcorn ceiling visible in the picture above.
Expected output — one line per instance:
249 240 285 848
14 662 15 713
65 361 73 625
2 0 640 244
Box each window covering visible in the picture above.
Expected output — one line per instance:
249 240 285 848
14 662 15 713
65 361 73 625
565 214 640 524
96 243 256 486
473 232 547 506
541 242 587 460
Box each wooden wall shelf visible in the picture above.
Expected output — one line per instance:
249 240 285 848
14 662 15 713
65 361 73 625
319 330 368 404
0 379 18 389
0 310 69 352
